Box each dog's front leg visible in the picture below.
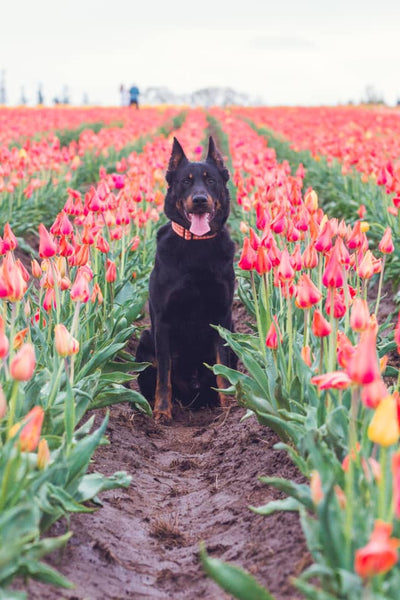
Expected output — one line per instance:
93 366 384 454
154 322 173 421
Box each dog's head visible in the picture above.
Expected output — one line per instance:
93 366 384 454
164 136 230 236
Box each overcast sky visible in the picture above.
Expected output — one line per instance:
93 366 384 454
1 0 400 106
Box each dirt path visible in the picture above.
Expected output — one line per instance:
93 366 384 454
20 402 307 600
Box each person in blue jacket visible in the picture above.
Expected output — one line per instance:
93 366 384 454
129 84 140 109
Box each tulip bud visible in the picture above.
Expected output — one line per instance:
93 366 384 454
310 470 324 505
37 438 50 469
10 343 36 381
54 324 79 357
106 259 117 283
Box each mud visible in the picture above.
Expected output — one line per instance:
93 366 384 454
19 400 308 600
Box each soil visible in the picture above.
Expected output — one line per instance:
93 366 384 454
20 404 308 600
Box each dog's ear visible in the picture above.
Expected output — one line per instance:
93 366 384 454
166 137 188 184
206 136 230 182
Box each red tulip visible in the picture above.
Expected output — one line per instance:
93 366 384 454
38 223 57 259
238 237 256 271
355 521 400 578
265 316 282 350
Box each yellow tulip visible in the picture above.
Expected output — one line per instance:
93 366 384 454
368 396 400 447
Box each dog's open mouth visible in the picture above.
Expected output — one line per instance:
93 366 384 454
185 211 214 236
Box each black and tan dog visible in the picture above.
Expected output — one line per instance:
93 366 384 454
136 136 236 420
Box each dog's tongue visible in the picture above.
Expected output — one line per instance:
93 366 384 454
189 213 211 236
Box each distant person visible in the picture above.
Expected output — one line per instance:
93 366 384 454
129 84 140 109
119 84 130 107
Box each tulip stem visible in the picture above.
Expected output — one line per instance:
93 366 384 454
47 360 65 411
286 282 293 382
250 272 266 358
6 381 20 434
50 260 61 323
378 446 388 520
344 387 358 567
374 255 386 318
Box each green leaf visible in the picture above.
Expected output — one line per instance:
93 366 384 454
20 559 74 589
258 477 313 510
0 590 27 599
90 387 152 415
76 471 131 502
64 375 76 446
47 484 95 513
200 543 277 600
250 496 302 515
292 578 340 600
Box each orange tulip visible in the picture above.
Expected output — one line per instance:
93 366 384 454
378 227 394 254
355 520 400 578
350 298 370 333
346 327 380 385
10 343 36 381
310 470 323 505
301 345 313 367
310 370 352 390
295 273 322 309
358 250 375 280
70 271 90 303
302 243 318 269
9 405 44 452
254 246 272 275
312 309 332 337
322 248 344 289
265 316 282 350
277 247 295 282
336 331 355 368
91 282 104 304
13 327 28 350
105 259 117 283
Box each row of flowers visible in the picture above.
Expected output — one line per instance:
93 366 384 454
0 108 210 597
202 111 400 599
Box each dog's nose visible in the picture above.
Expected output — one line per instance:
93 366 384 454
192 194 208 205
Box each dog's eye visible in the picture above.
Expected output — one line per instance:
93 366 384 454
182 177 192 186
207 177 216 185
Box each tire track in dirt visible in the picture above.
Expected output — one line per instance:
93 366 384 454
20 402 307 600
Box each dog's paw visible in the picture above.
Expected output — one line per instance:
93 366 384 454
153 408 173 423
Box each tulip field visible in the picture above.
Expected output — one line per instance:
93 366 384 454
1 104 400 600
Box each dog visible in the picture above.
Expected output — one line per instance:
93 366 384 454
136 136 237 421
